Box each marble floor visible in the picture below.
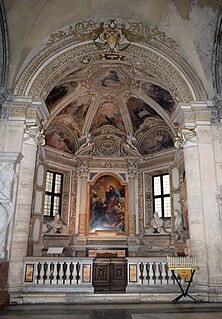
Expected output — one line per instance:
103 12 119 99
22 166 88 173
1 303 222 319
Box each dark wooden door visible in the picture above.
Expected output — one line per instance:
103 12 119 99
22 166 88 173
93 258 127 292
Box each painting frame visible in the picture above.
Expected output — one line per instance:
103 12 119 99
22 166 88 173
82 264 91 283
24 263 34 283
129 264 137 282
89 174 126 234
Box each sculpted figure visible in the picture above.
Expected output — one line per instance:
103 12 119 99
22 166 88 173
174 209 184 241
174 209 183 232
150 212 167 233
46 213 69 235
0 189 13 258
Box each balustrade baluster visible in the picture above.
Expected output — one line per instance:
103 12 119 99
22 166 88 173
69 262 74 284
49 262 54 284
56 262 61 284
36 262 42 284
149 263 154 284
76 262 80 284
65 262 71 285
146 263 150 284
161 263 167 285
158 263 163 284
152 263 157 284
139 262 144 284
164 263 170 284
62 262 68 284
43 262 48 284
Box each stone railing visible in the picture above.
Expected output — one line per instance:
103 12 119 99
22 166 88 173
23 257 94 292
23 257 181 292
126 257 180 292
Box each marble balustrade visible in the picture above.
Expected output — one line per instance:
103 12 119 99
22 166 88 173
22 257 182 293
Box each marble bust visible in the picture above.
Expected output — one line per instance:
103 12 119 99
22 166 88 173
150 212 167 234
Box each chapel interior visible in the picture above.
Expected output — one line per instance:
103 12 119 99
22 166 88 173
0 0 222 308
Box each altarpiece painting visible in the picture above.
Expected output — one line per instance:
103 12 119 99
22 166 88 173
89 175 126 233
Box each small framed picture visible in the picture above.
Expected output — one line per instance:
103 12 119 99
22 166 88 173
25 264 34 282
82 264 91 283
129 264 137 282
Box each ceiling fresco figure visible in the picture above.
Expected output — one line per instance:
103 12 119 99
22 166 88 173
139 130 174 155
46 81 78 111
91 102 125 132
143 83 175 114
100 70 120 87
45 126 75 154
58 95 90 133
127 97 161 132
95 68 125 90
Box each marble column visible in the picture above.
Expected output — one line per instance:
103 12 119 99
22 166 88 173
75 167 88 255
177 102 222 299
8 125 45 294
197 125 222 298
127 168 139 256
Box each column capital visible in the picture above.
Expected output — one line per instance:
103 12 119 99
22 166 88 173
172 102 211 129
174 128 197 149
23 125 45 147
5 96 49 125
207 95 222 124
128 168 138 178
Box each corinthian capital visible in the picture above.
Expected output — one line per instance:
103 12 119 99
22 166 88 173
24 125 45 147
174 128 196 149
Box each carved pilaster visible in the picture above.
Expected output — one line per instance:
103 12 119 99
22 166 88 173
128 214 136 234
208 95 222 124
144 173 153 227
0 152 22 259
78 214 87 235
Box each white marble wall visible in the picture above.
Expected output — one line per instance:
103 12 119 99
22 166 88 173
181 106 222 300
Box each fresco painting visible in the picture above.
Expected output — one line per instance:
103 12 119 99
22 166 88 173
127 97 160 132
143 83 175 113
139 130 174 155
89 175 126 233
58 95 90 132
91 102 125 131
46 81 78 111
95 69 125 89
45 126 75 153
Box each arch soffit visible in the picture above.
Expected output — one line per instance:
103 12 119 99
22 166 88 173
14 20 207 105
89 171 127 185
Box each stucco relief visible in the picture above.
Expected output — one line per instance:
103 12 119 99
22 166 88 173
14 19 206 104
144 173 153 227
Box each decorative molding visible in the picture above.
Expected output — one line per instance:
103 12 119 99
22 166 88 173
77 168 89 178
46 19 178 50
174 128 196 149
92 19 130 52
78 213 87 234
14 19 206 103
128 214 136 234
0 1 9 87
138 172 144 237
144 173 153 227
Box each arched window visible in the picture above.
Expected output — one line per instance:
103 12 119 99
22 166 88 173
152 173 171 218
